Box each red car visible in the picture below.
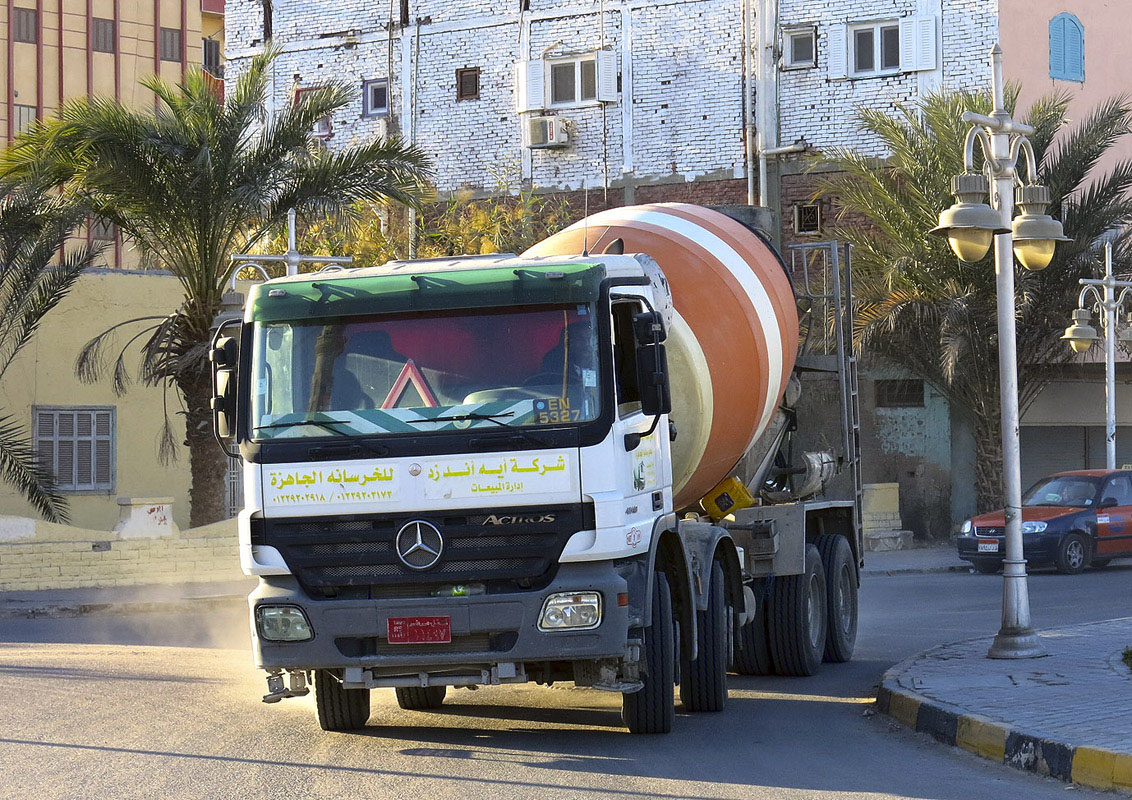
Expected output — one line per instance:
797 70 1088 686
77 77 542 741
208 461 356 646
957 469 1132 574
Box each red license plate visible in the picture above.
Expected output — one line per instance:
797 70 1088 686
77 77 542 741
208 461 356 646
387 616 451 644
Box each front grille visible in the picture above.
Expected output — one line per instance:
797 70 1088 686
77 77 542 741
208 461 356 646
262 503 591 595
334 631 518 658
976 526 1005 537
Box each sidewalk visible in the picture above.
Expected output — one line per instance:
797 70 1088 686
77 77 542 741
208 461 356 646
861 545 968 575
879 618 1132 793
0 578 256 618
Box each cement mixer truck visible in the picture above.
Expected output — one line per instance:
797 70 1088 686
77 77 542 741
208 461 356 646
210 203 862 734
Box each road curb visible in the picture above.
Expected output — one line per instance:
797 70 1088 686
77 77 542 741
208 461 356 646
861 565 969 576
0 593 248 619
878 660 1132 793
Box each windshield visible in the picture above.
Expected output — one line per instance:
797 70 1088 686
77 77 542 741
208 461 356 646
1022 476 1100 508
250 303 601 439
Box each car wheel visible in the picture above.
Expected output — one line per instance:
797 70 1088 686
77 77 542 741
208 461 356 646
1055 533 1089 575
972 561 1000 575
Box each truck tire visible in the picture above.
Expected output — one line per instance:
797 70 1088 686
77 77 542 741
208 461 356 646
622 571 675 734
395 686 446 710
767 544 827 677
680 561 728 712
733 583 773 675
314 669 370 731
815 534 857 663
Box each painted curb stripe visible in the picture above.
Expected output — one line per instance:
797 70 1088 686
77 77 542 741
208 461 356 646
880 681 1132 793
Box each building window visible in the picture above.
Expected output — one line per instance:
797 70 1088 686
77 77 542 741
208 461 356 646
262 0 272 41
549 55 597 106
362 78 388 116
12 7 37 44
793 203 822 235
851 21 900 76
202 38 221 77
456 67 480 101
92 18 115 54
90 217 116 241
295 87 332 137
783 27 816 69
34 407 115 493
875 379 925 409
160 27 182 62
1049 13 1085 83
13 105 36 135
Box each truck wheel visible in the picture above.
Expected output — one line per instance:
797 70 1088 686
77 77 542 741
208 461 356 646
314 669 370 731
622 571 675 734
395 686 446 710
733 583 773 675
767 544 827 677
680 561 728 712
816 534 857 663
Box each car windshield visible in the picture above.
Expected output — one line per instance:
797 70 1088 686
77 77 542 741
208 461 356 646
250 303 601 440
1022 476 1100 508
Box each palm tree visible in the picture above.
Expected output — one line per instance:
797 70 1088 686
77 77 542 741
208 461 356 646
817 89 1132 511
0 181 100 523
1 50 431 526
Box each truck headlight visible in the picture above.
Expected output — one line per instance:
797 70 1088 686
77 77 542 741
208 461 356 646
255 605 314 642
1021 521 1047 534
538 592 602 631
960 520 972 535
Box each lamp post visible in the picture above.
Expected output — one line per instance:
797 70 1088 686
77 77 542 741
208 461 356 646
1062 242 1132 469
929 44 1069 659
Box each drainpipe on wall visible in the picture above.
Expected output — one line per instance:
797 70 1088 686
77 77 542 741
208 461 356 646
754 0 779 216
744 0 755 206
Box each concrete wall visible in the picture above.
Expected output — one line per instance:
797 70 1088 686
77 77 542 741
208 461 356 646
0 270 193 531
0 517 240 591
859 368 954 540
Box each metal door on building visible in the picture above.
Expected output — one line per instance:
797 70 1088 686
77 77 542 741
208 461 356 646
1020 425 1132 490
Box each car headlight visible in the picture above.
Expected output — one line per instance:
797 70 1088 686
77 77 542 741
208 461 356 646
960 520 972 535
255 605 314 641
1021 521 1047 534
538 592 602 631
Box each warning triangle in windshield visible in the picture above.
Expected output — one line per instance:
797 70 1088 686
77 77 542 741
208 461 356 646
381 359 439 409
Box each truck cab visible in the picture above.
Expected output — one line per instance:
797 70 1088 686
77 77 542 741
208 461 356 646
214 252 730 733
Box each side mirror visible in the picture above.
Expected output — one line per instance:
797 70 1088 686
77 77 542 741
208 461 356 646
210 336 239 440
1099 497 1120 510
633 310 667 346
635 342 671 417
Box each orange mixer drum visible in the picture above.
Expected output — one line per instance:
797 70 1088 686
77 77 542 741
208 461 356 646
524 203 799 509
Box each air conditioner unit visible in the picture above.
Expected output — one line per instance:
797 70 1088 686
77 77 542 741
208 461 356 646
526 115 569 148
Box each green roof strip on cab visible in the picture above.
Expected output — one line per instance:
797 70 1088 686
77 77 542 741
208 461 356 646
248 262 607 323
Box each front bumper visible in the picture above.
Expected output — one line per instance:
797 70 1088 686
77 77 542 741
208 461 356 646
250 560 632 672
956 533 1063 565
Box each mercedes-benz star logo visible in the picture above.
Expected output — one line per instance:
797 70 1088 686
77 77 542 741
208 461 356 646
395 520 444 570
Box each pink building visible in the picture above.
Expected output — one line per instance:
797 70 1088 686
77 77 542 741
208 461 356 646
1001 0 1132 169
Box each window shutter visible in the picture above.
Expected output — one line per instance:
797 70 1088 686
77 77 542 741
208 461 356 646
596 50 619 102
917 15 937 71
515 59 545 112
899 18 917 71
1049 15 1066 79
827 24 847 79
1065 17 1084 81
900 15 937 71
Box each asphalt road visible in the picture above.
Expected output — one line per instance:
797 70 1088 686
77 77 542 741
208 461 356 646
1 564 1129 800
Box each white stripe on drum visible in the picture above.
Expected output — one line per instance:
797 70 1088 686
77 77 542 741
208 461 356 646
564 208 785 436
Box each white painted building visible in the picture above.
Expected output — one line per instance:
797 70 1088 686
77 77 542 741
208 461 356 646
223 0 996 231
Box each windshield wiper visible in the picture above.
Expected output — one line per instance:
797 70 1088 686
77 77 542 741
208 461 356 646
419 411 550 448
254 419 389 456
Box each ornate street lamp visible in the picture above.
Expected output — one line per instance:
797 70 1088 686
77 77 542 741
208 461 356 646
1062 242 1132 469
928 45 1071 660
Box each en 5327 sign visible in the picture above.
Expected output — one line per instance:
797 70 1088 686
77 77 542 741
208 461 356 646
534 397 581 424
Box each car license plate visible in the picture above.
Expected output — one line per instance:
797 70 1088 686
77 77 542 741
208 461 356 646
977 540 999 553
387 616 451 645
